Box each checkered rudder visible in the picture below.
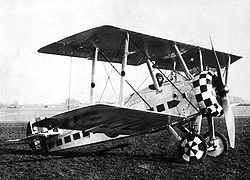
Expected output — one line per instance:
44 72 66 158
193 70 223 117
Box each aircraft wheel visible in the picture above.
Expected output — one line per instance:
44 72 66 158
178 133 207 164
203 132 228 157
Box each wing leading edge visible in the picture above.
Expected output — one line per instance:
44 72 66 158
38 25 242 71
33 103 185 136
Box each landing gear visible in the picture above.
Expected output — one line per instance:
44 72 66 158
40 139 49 154
204 116 228 157
178 133 207 164
29 140 48 154
29 141 37 152
203 131 228 157
173 115 228 163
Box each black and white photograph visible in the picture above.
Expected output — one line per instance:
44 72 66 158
0 0 249 179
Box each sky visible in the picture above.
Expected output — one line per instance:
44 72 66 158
0 0 250 104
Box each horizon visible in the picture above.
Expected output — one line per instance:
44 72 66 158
0 95 247 106
1 0 250 104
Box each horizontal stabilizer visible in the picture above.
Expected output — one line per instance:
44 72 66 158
0 132 60 145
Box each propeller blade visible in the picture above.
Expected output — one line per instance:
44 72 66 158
209 37 235 148
209 36 224 86
225 55 231 85
222 95 235 148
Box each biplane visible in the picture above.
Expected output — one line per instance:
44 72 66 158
1 25 242 163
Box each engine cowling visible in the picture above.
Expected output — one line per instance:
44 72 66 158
193 70 223 117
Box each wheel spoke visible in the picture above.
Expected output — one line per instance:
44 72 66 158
178 133 207 164
203 131 228 157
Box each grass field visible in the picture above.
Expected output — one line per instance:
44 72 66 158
0 106 249 179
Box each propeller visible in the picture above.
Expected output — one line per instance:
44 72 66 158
209 37 235 148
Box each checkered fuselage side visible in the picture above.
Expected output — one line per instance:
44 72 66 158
193 70 223 117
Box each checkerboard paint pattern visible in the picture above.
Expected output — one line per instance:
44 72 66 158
193 70 223 117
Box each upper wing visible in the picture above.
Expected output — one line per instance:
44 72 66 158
38 25 242 70
33 103 185 136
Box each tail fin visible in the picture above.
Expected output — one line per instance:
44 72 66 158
26 117 48 136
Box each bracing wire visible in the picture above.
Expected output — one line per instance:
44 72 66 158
67 57 73 110
99 62 118 103
99 65 111 102
130 38 200 113
124 71 151 105
98 49 152 109
99 38 124 103
136 73 151 91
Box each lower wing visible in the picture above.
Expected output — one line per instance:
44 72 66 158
34 103 186 136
